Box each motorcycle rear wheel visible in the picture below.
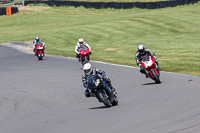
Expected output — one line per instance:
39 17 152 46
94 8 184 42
97 90 112 108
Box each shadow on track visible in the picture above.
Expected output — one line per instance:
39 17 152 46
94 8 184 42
142 82 162 86
89 106 108 109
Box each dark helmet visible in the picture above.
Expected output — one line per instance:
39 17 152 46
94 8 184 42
138 44 145 54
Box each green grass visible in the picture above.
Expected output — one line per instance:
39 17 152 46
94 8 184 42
0 2 200 76
58 0 169 2
0 0 23 7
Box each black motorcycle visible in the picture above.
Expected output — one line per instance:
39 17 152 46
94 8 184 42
86 74 118 107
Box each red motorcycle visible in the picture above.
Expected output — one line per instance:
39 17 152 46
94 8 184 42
141 55 161 83
35 43 44 60
79 47 90 65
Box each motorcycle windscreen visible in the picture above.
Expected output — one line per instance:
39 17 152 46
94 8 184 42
142 56 153 69
87 74 99 89
142 55 150 62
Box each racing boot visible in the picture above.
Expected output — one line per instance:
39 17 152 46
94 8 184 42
106 78 117 95
155 61 162 71
140 67 148 78
144 71 148 78
84 89 94 98
108 84 117 95
84 89 90 98
111 87 117 95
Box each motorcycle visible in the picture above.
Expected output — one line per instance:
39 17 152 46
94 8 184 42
141 55 161 83
79 47 90 65
86 74 118 107
35 43 44 60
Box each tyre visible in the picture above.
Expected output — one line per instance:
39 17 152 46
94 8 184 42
83 56 88 64
97 90 112 107
151 70 161 84
112 96 118 106
37 51 40 60
38 52 43 60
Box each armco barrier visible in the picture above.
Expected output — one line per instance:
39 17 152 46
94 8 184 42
25 0 200 9
0 7 18 16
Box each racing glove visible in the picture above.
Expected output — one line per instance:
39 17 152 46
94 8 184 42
83 83 87 88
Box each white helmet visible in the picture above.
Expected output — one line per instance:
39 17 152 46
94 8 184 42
138 44 145 54
35 36 40 42
83 63 92 75
78 38 84 44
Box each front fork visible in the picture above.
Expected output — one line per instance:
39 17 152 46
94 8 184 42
92 81 115 103
102 81 114 103
144 66 159 78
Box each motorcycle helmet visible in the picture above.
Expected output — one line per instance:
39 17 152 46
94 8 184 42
78 38 84 44
35 36 40 42
83 63 92 75
138 44 145 54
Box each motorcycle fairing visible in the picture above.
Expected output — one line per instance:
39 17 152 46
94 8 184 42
79 48 89 56
102 81 114 103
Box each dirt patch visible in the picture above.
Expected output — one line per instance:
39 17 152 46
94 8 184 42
17 5 50 11
0 42 33 54
24 40 33 45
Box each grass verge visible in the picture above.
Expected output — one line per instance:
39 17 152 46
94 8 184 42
55 0 170 2
0 2 200 76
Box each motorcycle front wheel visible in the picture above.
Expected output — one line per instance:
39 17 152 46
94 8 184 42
151 70 161 84
97 90 112 108
38 51 43 60
112 95 118 106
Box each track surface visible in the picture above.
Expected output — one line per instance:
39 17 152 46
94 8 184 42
1 45 200 133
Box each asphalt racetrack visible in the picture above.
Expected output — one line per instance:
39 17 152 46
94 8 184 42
1 45 200 133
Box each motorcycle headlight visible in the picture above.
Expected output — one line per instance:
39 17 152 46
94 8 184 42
95 79 100 86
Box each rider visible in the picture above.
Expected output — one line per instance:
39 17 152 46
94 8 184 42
135 44 160 78
33 36 45 55
82 63 116 98
75 38 91 62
